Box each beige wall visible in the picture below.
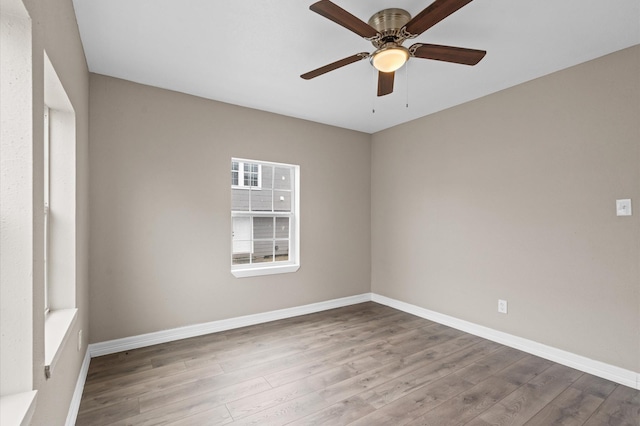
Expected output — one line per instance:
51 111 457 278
3 1 636 420
88 74 372 343
372 45 640 372
89 47 639 376
18 0 89 424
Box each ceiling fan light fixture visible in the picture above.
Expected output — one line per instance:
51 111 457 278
371 45 409 73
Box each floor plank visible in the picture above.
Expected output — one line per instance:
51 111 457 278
524 386 605 426
583 384 640 426
77 302 640 426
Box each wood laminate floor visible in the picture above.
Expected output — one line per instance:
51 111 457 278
77 303 640 425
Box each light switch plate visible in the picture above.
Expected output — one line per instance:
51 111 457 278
616 199 632 216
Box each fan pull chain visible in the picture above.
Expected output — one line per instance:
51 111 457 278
372 65 376 114
405 61 409 108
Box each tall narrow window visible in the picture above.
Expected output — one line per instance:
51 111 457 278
42 52 78 379
231 158 300 278
231 161 239 186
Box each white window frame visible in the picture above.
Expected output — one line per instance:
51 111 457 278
231 158 300 278
44 106 50 315
42 52 78 380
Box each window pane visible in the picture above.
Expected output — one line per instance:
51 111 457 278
274 190 291 212
231 161 239 185
275 240 289 262
244 162 259 187
232 216 251 265
231 188 249 211
251 189 272 212
275 217 289 238
232 253 251 265
261 165 273 189
253 217 274 239
253 241 274 263
232 217 251 253
274 167 291 190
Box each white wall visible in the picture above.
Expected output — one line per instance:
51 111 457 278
0 0 91 424
0 0 34 396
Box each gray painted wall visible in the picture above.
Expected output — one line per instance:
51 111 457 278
372 45 640 372
88 74 372 343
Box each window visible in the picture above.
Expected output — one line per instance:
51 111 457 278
231 160 262 188
231 158 300 278
42 52 77 379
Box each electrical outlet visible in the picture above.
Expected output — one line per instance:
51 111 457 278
78 329 83 351
616 199 632 216
498 299 508 314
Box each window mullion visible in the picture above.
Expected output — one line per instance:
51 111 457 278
249 215 254 265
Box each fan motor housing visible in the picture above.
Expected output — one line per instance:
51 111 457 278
368 8 411 46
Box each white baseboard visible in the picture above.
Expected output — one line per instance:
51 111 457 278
84 291 638 391
371 293 640 390
65 348 91 426
88 293 372 357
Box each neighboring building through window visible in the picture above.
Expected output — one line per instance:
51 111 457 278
231 158 300 278
231 160 261 188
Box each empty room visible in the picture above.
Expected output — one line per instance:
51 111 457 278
0 0 638 425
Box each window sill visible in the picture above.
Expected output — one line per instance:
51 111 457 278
232 263 299 278
0 390 37 426
44 308 77 379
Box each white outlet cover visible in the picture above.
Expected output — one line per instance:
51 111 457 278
498 299 508 314
616 199 632 216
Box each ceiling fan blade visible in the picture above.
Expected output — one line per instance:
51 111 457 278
309 0 379 39
301 53 369 80
377 71 395 97
404 0 474 37
410 43 486 65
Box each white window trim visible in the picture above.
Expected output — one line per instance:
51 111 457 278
44 308 77 379
44 105 50 315
42 52 77 379
231 159 300 278
0 391 37 426
232 263 300 278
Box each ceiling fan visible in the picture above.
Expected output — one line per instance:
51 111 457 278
301 0 486 96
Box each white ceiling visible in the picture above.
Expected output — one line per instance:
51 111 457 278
72 0 639 134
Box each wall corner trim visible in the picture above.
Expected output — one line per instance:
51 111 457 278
371 293 640 390
88 293 373 358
